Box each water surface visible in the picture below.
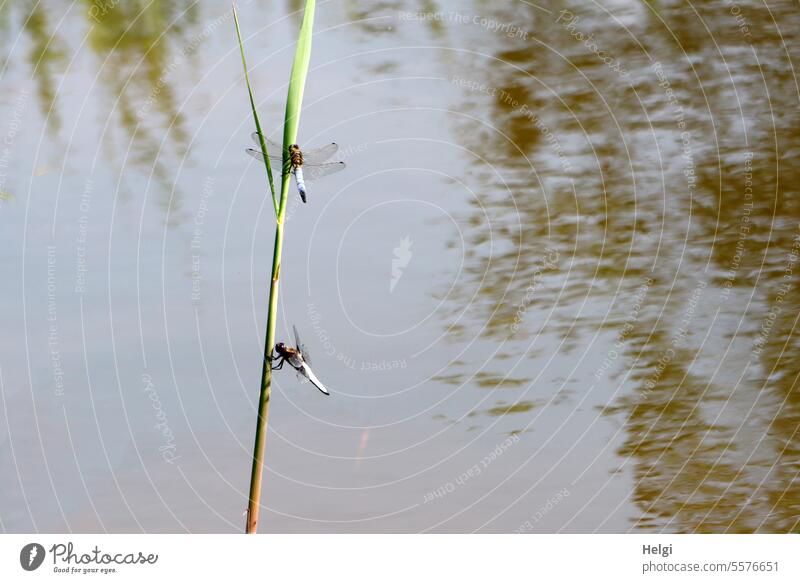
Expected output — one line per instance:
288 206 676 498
0 0 798 533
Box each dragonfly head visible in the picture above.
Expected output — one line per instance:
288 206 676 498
275 342 287 355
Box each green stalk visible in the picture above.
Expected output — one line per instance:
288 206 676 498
239 0 316 535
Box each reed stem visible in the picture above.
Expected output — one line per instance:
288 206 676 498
237 0 316 534
245 220 282 533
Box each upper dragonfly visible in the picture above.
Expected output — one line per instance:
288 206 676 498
272 325 330 396
246 132 345 203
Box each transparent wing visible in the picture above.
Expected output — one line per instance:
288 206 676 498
248 132 284 164
250 133 339 165
282 350 308 384
293 325 302 348
300 143 339 165
293 325 310 365
250 132 285 154
246 148 283 164
303 161 346 182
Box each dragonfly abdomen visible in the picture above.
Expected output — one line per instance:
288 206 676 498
293 166 308 203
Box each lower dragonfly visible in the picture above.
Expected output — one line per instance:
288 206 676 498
271 326 330 396
247 132 345 203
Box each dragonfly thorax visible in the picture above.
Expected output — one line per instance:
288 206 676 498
289 145 303 167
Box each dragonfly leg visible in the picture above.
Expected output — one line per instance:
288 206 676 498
271 357 285 371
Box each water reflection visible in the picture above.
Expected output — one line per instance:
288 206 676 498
83 0 197 217
6 0 199 217
445 0 800 531
23 2 66 132
4 0 798 533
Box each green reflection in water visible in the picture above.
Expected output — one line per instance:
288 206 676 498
9 0 201 219
474 372 529 389
12 0 799 533
443 0 800 531
486 401 536 417
23 2 67 131
82 0 197 218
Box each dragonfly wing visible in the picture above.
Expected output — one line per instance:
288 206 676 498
293 325 310 365
293 325 302 350
300 143 339 165
302 161 346 182
250 132 284 154
300 362 330 395
248 132 285 164
284 353 306 383
246 148 283 164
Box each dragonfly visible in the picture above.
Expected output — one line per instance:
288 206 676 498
246 132 345 203
271 325 330 396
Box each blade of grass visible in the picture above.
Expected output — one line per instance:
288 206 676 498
279 0 316 202
243 0 316 534
233 2 278 218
